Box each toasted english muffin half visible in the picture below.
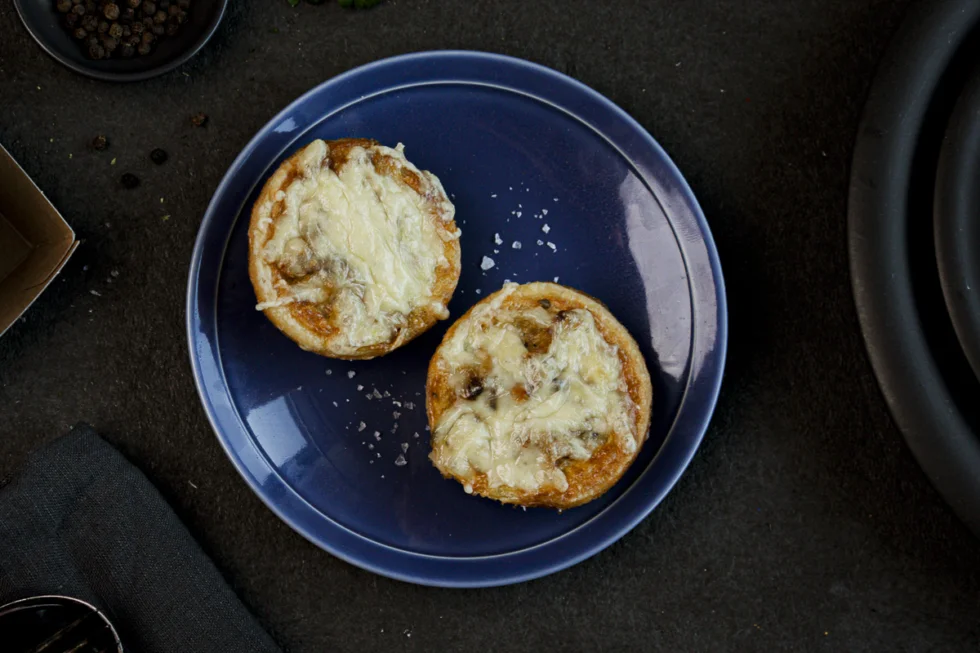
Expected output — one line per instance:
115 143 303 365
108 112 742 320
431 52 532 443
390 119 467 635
248 138 461 359
426 282 652 509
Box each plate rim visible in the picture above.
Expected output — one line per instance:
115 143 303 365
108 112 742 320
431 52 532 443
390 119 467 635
187 50 728 586
848 0 980 536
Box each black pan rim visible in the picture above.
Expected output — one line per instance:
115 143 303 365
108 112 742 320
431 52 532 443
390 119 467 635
848 0 980 536
935 62 980 385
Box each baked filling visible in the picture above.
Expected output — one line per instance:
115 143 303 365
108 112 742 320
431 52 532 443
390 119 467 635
252 139 459 351
431 283 637 495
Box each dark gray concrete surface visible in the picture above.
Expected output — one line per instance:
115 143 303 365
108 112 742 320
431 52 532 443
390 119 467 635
2 1 979 651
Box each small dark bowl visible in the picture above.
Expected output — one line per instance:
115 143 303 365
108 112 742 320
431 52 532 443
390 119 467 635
14 0 227 82
0 594 124 652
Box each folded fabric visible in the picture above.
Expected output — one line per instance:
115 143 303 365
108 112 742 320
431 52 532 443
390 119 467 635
0 424 282 653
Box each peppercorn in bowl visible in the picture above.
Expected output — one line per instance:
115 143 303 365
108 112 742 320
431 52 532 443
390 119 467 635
14 0 227 81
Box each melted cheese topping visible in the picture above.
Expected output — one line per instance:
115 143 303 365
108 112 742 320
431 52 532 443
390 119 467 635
432 283 636 494
255 140 456 349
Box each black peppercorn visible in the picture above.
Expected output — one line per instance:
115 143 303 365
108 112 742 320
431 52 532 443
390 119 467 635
126 0 140 7
73 26 88 39
86 34 99 47
150 23 164 35
65 11 79 26
142 1 155 14
108 22 123 38
72 0 83 4
103 2 119 20
120 173 140 189
177 0 188 8
120 43 135 57
190 112 208 127
72 3 85 15
57 0 72 12
159 0 169 8
150 148 168 164
176 9 186 23
165 17 178 35
141 30 154 42
97 20 109 33
167 4 179 16
81 14 97 30
102 36 118 51
121 6 134 21
130 20 143 34
153 9 166 23
92 135 108 150
84 0 96 11
142 16 154 28
137 41 151 55
88 43 105 59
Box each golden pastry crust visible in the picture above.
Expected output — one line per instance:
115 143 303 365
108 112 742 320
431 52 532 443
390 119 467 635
427 282 653 509
248 138 461 359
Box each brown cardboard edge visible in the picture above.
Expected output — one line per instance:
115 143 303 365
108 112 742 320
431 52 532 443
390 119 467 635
0 241 78 338
0 142 78 337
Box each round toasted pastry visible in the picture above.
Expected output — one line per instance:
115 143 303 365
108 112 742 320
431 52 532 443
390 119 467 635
426 282 653 509
248 138 461 359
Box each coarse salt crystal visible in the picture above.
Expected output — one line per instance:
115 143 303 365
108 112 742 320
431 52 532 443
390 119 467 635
480 256 495 270
542 209 548 216
332 401 338 407
494 233 502 245
394 454 407 467
405 401 415 410
357 385 364 391
374 431 381 440
542 224 550 233
554 276 560 282
401 442 409 453
393 411 401 419
515 211 522 217
547 242 557 251
325 369 332 375
358 422 366 432
348 371 356 378
475 289 482 295
537 239 544 246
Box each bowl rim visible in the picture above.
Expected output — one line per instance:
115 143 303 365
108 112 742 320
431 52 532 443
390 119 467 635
13 0 228 82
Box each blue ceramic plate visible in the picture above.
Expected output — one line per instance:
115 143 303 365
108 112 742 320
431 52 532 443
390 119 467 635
187 51 726 587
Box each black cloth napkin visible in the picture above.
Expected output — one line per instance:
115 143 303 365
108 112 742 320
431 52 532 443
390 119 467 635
0 424 282 653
